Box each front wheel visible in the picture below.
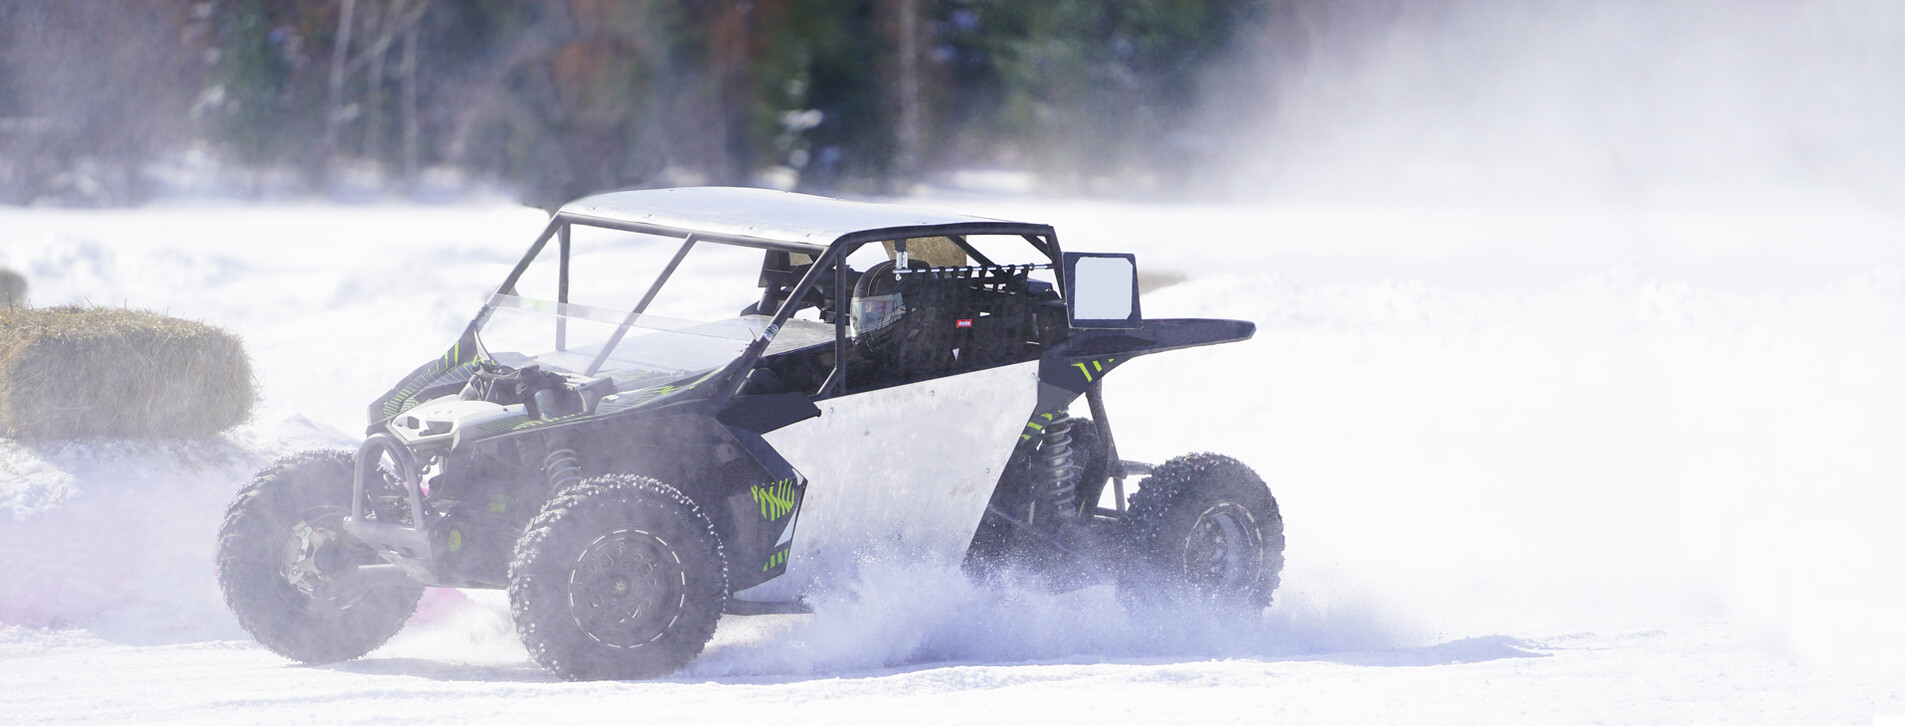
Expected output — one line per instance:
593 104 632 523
1118 453 1284 619
215 450 424 663
508 475 727 681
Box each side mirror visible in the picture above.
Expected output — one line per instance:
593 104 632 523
1063 252 1142 329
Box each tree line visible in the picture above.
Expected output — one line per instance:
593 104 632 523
0 0 1356 207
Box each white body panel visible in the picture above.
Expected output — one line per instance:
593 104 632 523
734 361 1041 602
386 397 526 446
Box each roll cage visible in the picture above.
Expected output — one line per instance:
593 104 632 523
488 187 1067 408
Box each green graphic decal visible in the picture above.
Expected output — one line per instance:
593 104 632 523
751 478 796 520
1069 357 1117 383
381 358 485 418
593 369 723 416
1022 411 1059 441
371 325 485 422
763 546 789 572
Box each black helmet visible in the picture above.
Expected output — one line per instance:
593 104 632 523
851 259 951 365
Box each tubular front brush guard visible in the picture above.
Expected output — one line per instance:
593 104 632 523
341 433 435 562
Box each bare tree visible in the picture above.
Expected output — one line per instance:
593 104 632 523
0 0 204 204
321 0 356 173
893 0 923 180
401 20 420 178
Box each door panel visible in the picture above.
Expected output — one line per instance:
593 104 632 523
732 361 1040 602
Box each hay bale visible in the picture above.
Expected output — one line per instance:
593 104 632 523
0 269 25 307
0 306 255 438
882 237 968 268
1137 268 1188 294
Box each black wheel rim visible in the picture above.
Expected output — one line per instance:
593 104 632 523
1180 501 1263 595
567 529 686 649
276 504 378 609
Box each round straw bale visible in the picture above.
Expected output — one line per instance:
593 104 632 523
0 306 256 438
0 268 25 307
882 237 968 268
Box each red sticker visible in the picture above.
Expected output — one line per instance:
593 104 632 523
955 318 974 328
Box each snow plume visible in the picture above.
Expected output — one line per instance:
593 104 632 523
688 559 1427 679
0 416 355 643
1107 261 1905 669
1208 0 1905 661
0 438 259 642
1238 0 1905 205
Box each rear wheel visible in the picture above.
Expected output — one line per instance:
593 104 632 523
1119 453 1284 619
508 475 727 681
215 450 424 663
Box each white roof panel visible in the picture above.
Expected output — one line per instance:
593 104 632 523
557 187 1043 249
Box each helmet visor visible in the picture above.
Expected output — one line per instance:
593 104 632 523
851 292 905 336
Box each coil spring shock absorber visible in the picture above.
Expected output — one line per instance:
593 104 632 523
543 447 582 493
1037 412 1083 524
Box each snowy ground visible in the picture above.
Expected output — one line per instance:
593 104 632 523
2 197 1903 723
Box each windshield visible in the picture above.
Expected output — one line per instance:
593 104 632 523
477 226 785 390
476 294 763 388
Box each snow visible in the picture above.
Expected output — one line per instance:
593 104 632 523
2 196 1903 723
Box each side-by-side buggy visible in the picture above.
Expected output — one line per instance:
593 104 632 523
216 187 1283 680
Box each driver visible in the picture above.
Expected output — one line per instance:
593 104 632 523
849 237 970 379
